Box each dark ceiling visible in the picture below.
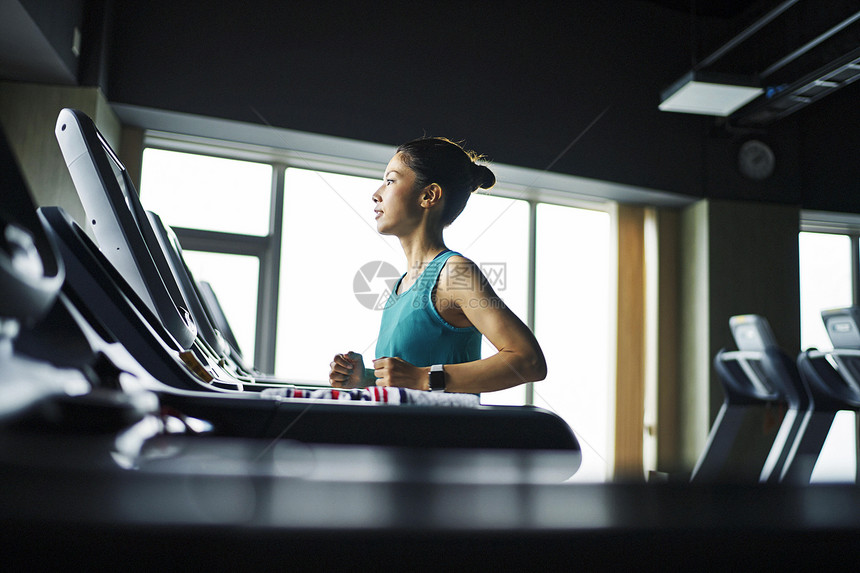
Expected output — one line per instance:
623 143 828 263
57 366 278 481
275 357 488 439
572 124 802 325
644 0 769 19
2 0 859 211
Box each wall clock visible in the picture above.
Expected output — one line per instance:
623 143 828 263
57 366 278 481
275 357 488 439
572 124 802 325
738 140 775 181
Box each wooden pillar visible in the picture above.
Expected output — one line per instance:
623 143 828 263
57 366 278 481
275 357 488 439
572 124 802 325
615 205 647 479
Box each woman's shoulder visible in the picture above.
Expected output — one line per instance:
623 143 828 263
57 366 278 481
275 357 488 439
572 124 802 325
437 253 485 293
441 253 478 275
444 252 473 266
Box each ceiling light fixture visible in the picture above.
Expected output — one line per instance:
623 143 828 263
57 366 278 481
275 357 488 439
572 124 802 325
659 71 763 117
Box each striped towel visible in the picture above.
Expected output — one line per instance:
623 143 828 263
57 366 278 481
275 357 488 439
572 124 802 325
259 386 480 407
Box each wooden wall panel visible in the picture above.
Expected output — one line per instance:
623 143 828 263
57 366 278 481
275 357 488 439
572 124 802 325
615 205 647 479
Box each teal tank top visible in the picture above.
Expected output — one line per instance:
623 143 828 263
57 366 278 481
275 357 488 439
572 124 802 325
375 250 481 367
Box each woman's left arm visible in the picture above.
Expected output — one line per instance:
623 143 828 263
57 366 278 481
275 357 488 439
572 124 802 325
373 257 547 393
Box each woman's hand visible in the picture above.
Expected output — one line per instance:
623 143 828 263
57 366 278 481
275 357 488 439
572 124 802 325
372 357 428 390
329 351 367 388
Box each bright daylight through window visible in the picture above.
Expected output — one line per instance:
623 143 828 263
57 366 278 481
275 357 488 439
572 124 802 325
140 148 272 235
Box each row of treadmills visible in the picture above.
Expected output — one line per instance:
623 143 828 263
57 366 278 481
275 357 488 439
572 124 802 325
0 108 581 478
692 312 860 484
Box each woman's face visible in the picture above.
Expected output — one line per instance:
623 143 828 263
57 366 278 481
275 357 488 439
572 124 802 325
372 153 424 235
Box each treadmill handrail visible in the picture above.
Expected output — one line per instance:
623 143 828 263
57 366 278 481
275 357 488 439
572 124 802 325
715 349 784 403
803 349 860 408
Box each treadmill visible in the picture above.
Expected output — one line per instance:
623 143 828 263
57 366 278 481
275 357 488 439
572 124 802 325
788 307 860 483
690 314 809 482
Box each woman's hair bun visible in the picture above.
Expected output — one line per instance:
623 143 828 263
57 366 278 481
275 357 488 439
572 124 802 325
396 136 495 226
470 162 496 191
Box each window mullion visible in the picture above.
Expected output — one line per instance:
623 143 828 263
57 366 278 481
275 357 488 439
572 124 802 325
255 164 286 373
172 228 267 256
851 234 860 306
525 200 537 406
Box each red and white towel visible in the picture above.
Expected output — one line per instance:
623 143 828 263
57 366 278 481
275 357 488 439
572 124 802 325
260 386 480 407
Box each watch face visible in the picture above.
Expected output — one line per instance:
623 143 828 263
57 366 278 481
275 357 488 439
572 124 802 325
429 364 445 391
738 140 775 181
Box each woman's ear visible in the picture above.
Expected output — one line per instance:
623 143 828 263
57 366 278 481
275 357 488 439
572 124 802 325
420 183 443 208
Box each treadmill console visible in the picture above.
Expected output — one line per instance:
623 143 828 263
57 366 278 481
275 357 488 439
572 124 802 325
729 314 779 351
821 307 860 349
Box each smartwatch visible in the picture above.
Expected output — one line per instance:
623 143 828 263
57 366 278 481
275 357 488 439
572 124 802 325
429 364 446 392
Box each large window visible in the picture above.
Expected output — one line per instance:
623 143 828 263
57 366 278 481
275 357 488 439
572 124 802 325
139 139 616 483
